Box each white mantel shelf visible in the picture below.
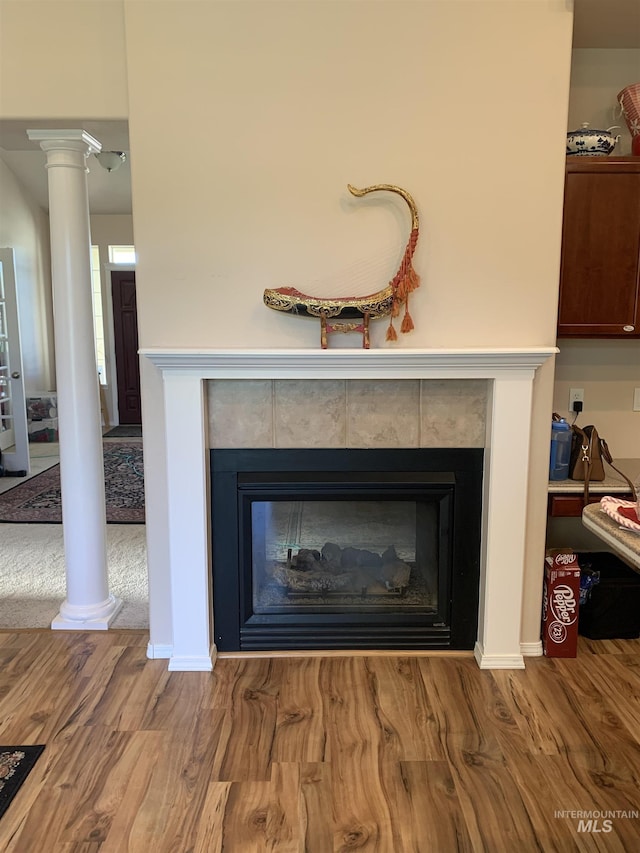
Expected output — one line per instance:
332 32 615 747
142 347 556 376
142 346 557 672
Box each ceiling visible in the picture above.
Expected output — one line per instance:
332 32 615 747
0 119 131 216
0 2 637 217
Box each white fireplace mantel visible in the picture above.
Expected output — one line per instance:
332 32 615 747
141 347 557 671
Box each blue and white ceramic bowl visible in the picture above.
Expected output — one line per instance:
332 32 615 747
566 123 620 156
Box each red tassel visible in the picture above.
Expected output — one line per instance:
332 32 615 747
395 276 408 302
386 320 398 341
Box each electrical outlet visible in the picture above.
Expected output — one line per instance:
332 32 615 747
569 388 584 411
634 388 640 412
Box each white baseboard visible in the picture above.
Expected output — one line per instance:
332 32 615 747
474 642 526 669
167 644 217 671
521 640 543 657
146 643 173 659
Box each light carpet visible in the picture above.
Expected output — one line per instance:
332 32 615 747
0 524 148 629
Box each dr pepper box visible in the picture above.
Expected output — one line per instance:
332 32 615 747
542 549 581 657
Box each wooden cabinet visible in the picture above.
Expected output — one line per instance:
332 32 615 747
547 493 632 518
557 157 640 338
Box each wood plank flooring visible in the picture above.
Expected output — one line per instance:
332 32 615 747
0 631 639 851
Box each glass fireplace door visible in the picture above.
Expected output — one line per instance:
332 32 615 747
251 498 440 614
211 448 483 652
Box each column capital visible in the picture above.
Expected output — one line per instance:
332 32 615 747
27 128 102 156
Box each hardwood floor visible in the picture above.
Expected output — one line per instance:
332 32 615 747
0 631 639 851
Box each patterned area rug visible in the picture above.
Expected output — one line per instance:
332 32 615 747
103 425 142 438
0 441 144 524
0 746 45 820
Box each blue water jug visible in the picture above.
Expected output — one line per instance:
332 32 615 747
549 418 571 481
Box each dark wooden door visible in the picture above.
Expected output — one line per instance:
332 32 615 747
557 157 640 338
111 271 142 424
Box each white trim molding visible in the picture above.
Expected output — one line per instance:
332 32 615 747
146 643 174 660
142 347 556 671
521 640 544 657
143 347 554 376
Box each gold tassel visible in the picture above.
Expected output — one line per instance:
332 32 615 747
386 320 398 341
401 308 414 334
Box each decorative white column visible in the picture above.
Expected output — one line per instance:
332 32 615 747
27 129 122 629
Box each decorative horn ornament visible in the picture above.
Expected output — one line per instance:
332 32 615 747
263 183 420 348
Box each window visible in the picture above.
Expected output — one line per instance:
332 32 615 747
108 245 136 265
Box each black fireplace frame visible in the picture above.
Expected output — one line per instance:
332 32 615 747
211 448 483 652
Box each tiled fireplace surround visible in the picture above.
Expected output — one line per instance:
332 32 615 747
143 347 555 671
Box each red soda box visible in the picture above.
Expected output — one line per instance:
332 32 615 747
542 549 581 657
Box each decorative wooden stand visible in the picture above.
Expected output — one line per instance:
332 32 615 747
320 312 371 349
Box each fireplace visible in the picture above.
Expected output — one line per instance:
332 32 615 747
211 448 482 651
141 347 556 670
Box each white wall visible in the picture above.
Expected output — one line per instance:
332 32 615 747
125 1 571 350
553 340 640 458
0 157 54 393
0 0 128 119
122 0 573 650
1 0 577 653
90 214 134 258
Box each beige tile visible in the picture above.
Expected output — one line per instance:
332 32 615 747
420 379 487 447
206 378 488 451
274 380 346 447
207 379 274 447
347 380 420 447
